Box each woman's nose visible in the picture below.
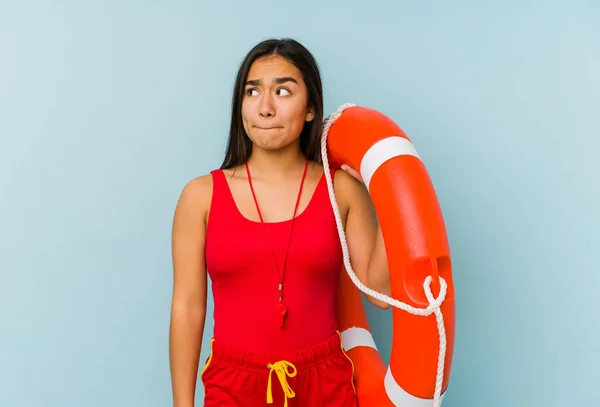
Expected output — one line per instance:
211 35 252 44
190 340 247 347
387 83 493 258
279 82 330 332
258 94 275 118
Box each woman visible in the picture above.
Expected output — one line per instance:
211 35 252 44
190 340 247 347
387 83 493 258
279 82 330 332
169 38 392 407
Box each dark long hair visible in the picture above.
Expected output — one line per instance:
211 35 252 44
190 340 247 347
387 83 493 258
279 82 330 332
220 38 324 170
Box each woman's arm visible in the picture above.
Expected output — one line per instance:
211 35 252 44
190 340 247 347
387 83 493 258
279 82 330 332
336 167 392 310
169 176 212 407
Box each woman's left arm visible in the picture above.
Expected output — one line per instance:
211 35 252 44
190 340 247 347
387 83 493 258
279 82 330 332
337 165 392 310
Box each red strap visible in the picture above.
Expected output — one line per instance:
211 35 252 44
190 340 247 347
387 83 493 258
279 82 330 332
246 159 309 290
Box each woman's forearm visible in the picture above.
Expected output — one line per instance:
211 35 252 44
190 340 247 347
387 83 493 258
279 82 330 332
170 305 206 407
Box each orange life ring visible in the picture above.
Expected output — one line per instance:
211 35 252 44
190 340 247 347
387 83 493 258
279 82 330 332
321 104 456 407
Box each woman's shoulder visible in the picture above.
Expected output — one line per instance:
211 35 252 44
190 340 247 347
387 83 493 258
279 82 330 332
307 162 361 195
175 172 215 219
332 166 363 193
182 172 215 196
331 165 371 214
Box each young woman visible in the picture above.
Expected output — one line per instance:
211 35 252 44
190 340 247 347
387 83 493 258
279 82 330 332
169 38 392 407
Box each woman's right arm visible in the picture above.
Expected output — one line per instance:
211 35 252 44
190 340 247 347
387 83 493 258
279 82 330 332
169 175 212 407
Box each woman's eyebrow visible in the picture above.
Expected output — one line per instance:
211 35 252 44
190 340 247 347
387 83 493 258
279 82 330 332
274 76 298 85
245 77 299 86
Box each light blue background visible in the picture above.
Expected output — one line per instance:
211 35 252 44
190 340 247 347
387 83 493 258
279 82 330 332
1 1 598 406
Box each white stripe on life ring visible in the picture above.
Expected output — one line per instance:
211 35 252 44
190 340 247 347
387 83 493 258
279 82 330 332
385 367 446 407
340 327 378 352
360 136 421 190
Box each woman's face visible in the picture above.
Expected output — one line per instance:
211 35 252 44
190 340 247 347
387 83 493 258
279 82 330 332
241 55 314 151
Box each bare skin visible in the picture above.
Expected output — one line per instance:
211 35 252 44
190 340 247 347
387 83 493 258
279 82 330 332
169 55 391 407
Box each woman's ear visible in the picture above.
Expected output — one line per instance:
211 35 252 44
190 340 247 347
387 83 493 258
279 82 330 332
305 106 315 122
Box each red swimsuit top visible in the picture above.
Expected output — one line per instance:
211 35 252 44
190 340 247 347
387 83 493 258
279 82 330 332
205 168 343 353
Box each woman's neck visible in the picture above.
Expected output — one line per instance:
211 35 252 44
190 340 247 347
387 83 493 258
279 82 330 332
246 144 308 181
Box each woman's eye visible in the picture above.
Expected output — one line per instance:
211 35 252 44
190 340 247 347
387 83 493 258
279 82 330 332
246 88 258 96
277 88 291 96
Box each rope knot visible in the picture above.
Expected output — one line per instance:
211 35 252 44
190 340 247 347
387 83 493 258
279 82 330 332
423 275 448 311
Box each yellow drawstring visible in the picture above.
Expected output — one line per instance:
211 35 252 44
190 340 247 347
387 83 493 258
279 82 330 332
337 331 357 395
266 360 297 407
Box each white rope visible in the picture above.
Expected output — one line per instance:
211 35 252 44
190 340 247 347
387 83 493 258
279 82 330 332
321 103 447 407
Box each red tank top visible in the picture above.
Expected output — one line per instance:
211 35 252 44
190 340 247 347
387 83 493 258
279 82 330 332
205 168 343 353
